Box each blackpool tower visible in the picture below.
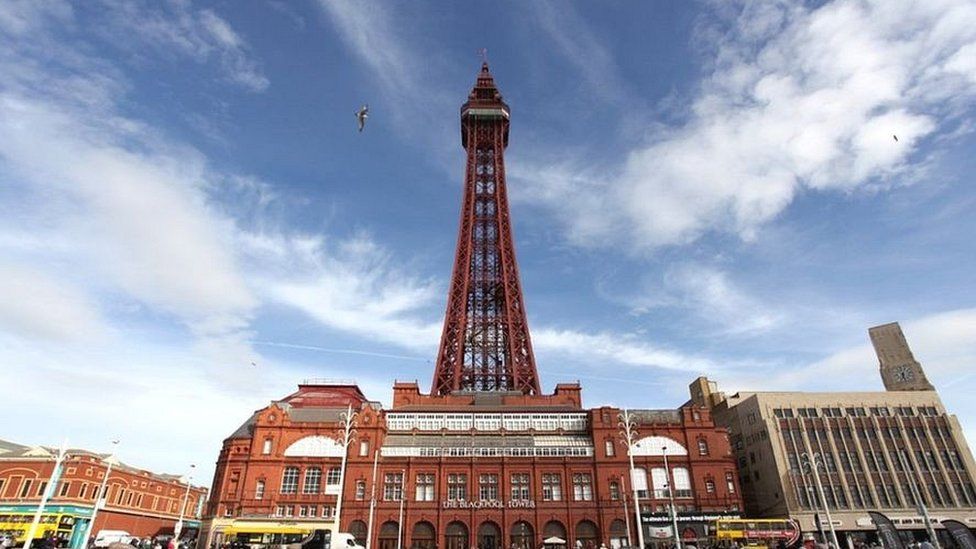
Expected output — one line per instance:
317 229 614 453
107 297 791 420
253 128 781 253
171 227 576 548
431 63 541 396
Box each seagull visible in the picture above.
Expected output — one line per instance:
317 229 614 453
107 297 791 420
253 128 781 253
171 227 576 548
893 134 899 142
251 361 257 367
356 104 369 132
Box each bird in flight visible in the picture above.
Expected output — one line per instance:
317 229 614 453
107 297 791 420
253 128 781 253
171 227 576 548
356 104 369 132
893 134 899 142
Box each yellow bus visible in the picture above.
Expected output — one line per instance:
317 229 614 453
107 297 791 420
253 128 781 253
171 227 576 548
714 519 800 548
0 513 78 547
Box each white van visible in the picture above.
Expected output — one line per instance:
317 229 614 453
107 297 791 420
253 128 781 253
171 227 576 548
93 530 132 548
329 534 364 549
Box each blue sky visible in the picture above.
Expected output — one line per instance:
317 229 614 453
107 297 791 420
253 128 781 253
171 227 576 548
1 0 976 486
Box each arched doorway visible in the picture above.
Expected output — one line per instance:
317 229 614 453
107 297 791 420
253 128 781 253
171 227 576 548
543 521 567 549
379 521 399 549
510 521 534 549
608 520 628 549
349 521 368 547
446 522 469 549
478 522 502 549
574 521 598 549
413 522 436 549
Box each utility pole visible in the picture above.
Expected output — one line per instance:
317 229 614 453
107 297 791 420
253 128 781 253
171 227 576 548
619 410 646 549
24 441 68 549
174 464 196 541
662 447 682 549
83 440 119 548
897 450 941 549
802 453 840 549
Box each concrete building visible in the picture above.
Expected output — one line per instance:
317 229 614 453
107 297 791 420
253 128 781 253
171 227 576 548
691 322 976 544
0 439 207 548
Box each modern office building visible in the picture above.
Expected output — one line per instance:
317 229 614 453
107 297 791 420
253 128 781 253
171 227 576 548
691 323 976 543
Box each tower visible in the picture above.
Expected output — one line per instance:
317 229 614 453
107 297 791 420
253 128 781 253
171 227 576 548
431 63 541 396
869 322 935 391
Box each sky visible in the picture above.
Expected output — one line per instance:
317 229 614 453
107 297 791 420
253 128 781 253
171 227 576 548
1 0 975 487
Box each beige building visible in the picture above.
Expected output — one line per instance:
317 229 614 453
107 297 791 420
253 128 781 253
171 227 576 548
690 322 976 542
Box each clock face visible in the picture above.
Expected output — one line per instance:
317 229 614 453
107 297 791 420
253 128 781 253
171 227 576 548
894 365 915 382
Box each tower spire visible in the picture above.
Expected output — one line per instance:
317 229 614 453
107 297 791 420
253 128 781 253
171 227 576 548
431 64 541 396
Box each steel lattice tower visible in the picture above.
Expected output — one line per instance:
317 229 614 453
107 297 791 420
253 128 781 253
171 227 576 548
432 63 541 396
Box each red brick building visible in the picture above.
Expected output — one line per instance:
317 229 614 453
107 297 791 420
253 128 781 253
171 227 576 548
0 439 208 548
201 63 743 549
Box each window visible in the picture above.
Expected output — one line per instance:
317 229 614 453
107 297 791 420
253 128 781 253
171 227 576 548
255 480 265 500
605 440 615 457
326 467 341 487
725 472 735 493
285 505 294 517
355 480 366 501
304 468 322 494
299 505 308 517
78 483 88 499
631 468 648 498
572 473 593 501
448 474 467 501
698 439 709 456
321 505 334 518
705 479 716 493
281 467 299 494
59 482 71 497
359 440 369 457
275 505 285 517
415 473 435 501
479 474 499 500
511 473 530 500
747 413 757 424
609 481 620 501
542 473 562 501
383 472 403 501
262 439 272 455
37 482 48 498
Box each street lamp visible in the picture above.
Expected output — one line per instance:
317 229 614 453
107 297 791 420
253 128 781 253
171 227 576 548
661 446 682 549
24 440 68 549
801 453 840 549
334 404 358 533
896 450 941 549
619 410 646 549
174 464 196 541
83 440 120 548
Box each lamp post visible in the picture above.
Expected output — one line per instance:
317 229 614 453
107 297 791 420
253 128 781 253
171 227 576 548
620 475 632 547
335 404 358 533
619 410 646 549
365 449 379 549
896 450 941 549
801 453 839 549
83 440 120 548
24 440 68 549
396 470 405 549
661 447 682 549
800 467 826 543
174 464 196 541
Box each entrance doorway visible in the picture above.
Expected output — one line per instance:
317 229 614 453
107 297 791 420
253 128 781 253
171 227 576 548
510 521 534 549
479 522 502 549
446 521 469 549
379 521 399 549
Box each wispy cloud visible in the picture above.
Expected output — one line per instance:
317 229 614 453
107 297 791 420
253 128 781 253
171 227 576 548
518 0 976 250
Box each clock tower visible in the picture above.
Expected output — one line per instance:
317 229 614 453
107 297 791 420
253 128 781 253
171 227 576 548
870 321 935 391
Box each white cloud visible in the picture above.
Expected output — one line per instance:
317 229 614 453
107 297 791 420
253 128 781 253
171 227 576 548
0 262 107 342
533 328 722 374
96 0 269 92
518 0 976 249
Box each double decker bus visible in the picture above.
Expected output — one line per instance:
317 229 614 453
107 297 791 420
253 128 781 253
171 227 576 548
713 519 800 548
0 513 78 547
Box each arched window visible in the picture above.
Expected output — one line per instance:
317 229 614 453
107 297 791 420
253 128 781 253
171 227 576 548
609 480 620 501
379 521 399 549
412 521 436 549
511 521 534 549
543 521 566 541
445 522 468 549
631 436 687 456
608 520 628 549
574 521 598 549
349 520 368 547
283 436 345 457
478 522 502 549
